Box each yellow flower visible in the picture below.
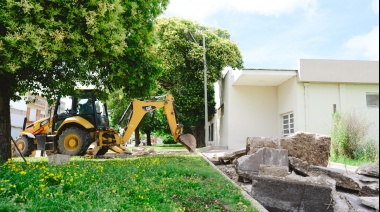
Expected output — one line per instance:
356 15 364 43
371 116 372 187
20 171 27 175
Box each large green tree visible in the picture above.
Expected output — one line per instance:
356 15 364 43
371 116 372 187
0 0 169 163
155 18 243 147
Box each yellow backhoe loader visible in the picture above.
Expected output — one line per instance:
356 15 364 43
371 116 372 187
12 89 196 157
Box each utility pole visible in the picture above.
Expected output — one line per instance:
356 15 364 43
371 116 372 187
185 29 208 146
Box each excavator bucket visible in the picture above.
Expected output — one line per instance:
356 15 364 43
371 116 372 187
178 134 197 152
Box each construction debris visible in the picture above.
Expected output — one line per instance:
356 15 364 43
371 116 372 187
235 147 288 181
356 163 379 178
247 132 331 166
203 131 379 212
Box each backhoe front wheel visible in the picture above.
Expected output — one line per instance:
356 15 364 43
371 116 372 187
58 127 92 156
13 136 34 157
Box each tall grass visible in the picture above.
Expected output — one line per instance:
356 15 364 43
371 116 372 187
0 155 256 212
330 111 379 164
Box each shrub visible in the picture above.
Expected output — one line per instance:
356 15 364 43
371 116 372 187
331 111 378 162
162 135 176 144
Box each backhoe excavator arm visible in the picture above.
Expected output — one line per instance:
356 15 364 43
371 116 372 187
118 95 196 152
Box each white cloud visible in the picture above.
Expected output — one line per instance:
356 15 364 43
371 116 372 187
345 26 379 61
164 0 318 22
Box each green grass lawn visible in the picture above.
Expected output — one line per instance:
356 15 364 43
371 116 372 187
129 144 189 152
1 154 257 212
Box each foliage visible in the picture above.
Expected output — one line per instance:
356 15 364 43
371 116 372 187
107 89 132 128
329 154 377 167
106 18 244 147
330 111 378 162
0 0 169 162
0 0 169 100
0 155 256 211
154 17 244 146
161 134 176 144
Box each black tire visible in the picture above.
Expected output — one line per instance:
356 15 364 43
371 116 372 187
57 127 92 156
13 137 34 157
96 147 109 156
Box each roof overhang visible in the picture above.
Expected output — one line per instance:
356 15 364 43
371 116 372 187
232 69 297 86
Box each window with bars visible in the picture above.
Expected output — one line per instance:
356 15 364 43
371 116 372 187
282 112 294 137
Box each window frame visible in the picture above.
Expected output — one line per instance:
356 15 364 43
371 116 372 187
282 112 294 137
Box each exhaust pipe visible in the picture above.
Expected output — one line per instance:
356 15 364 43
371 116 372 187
22 117 27 131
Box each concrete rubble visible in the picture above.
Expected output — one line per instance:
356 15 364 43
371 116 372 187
289 156 379 197
204 131 379 212
235 147 288 181
356 163 379 178
247 132 331 166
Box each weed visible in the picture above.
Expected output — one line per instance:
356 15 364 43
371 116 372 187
0 155 257 211
330 111 378 164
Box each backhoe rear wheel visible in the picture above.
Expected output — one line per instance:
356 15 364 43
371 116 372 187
58 127 92 156
13 136 34 157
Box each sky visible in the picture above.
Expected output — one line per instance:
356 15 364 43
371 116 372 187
163 0 379 69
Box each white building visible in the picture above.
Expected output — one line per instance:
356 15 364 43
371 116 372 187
211 59 379 150
10 94 50 139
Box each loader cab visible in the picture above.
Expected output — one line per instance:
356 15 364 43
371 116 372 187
53 89 110 131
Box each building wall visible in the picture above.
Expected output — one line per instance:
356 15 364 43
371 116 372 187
303 83 340 134
10 100 28 139
277 77 298 137
218 72 230 148
298 59 379 83
295 82 379 142
10 94 49 139
214 60 379 150
221 71 278 150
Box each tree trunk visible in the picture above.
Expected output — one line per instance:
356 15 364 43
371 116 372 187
194 124 205 148
0 77 12 163
146 131 152 146
134 127 140 147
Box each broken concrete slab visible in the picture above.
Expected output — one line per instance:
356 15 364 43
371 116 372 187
289 157 311 176
235 147 288 180
251 175 335 212
218 148 246 164
333 192 379 212
259 165 289 178
356 163 379 178
247 132 331 167
289 157 379 196
344 194 377 212
310 166 379 197
332 192 352 212
358 197 379 210
246 137 280 155
280 132 331 167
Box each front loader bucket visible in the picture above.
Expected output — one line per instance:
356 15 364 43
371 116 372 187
178 134 197 152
